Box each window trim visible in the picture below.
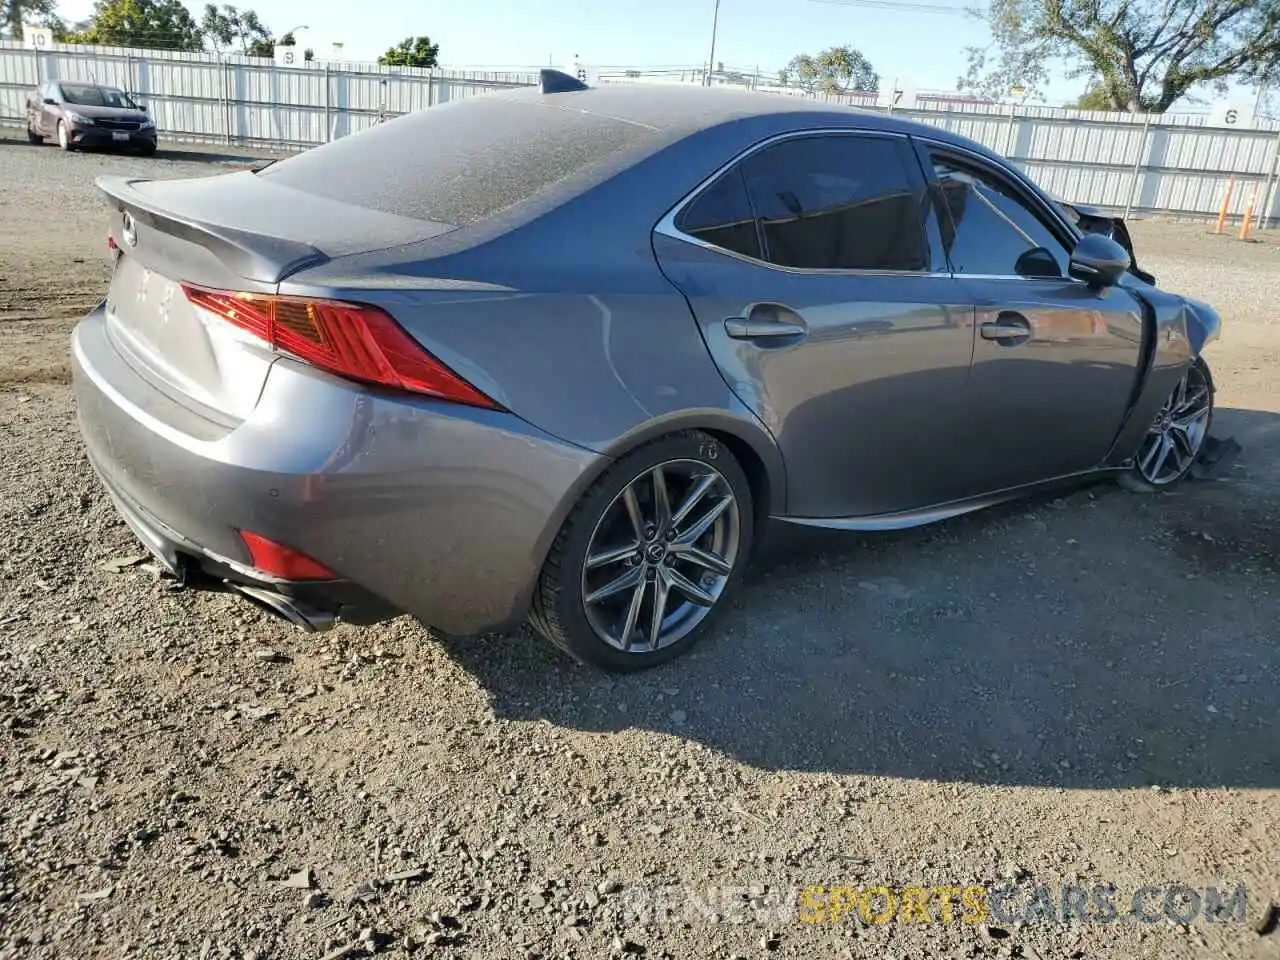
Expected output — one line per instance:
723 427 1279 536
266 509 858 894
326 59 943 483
655 127 947 278
915 137 1090 283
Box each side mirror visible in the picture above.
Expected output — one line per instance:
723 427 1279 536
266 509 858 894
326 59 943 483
43 97 57 105
1068 233 1130 288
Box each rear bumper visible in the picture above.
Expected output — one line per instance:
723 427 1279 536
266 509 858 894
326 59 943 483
71 306 607 634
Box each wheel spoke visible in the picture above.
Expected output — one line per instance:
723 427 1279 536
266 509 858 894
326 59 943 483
647 570 670 651
1174 407 1209 432
618 577 647 649
674 495 733 546
1149 434 1173 480
668 541 732 575
621 486 646 542
650 466 671 532
1168 425 1195 464
1175 387 1208 416
585 565 643 606
665 566 716 607
670 474 716 530
586 542 640 570
1139 434 1164 473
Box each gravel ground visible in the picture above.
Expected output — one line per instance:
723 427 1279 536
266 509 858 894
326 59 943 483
1 131 1278 960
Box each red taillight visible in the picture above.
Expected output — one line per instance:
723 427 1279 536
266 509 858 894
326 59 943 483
181 284 500 410
107 233 118 251
238 531 338 581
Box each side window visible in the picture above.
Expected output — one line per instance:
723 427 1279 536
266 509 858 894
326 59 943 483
930 157 1071 278
739 134 929 271
675 168 762 261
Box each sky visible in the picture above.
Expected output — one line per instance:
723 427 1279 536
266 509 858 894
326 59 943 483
52 0 1088 100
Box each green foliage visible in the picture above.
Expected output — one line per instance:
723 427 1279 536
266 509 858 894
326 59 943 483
68 0 203 50
199 3 270 53
1075 81 1116 110
778 45 879 95
961 0 1280 113
378 36 440 69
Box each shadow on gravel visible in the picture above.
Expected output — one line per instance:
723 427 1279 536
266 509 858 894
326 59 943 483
444 407 1280 792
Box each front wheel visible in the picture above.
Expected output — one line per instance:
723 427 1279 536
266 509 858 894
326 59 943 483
1118 356 1214 493
56 120 74 151
530 430 754 672
26 125 43 144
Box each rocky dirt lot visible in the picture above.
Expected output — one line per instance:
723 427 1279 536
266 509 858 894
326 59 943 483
0 132 1278 960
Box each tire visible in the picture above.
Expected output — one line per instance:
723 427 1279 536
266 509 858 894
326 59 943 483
1118 356 1215 494
26 126 43 144
56 120 74 152
138 141 157 157
530 430 754 672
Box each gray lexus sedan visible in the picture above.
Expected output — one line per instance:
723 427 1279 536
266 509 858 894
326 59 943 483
72 71 1221 671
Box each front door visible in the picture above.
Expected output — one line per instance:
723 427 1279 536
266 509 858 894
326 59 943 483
653 130 978 519
921 146 1146 492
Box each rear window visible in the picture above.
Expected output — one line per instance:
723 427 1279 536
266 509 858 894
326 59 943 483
258 95 655 226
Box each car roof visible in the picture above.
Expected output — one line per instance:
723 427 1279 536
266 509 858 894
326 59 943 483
489 82 971 145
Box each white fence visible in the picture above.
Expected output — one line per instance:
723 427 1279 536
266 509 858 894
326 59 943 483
0 40 535 145
3 40 1280 226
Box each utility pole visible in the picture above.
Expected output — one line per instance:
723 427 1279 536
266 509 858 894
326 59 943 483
705 0 721 87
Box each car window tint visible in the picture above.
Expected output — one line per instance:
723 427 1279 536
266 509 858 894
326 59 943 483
60 84 111 106
739 135 928 271
931 158 1070 278
675 168 762 260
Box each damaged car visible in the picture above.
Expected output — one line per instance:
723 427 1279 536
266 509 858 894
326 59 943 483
71 72 1221 671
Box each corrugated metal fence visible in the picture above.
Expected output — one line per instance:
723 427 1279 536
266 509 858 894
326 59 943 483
3 40 1280 226
0 40 535 145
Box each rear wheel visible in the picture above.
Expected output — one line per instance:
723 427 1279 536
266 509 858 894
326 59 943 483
530 430 753 672
56 120 74 151
1118 357 1214 493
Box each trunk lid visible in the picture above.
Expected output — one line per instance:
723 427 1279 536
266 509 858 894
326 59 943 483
96 172 456 423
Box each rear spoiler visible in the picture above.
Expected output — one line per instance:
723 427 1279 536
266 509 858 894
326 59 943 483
96 175 329 284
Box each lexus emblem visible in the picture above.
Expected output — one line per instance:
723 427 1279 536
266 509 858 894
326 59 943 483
121 211 137 248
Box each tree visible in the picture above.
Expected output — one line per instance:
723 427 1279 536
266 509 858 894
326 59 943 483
378 35 440 68
961 0 1280 113
69 0 203 50
1075 80 1116 109
778 45 878 96
199 3 271 54
2 0 61 41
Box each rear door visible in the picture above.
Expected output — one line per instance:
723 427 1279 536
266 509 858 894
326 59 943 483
919 142 1146 491
653 130 978 520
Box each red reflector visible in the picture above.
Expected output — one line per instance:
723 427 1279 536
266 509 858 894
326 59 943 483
181 284 500 409
238 531 338 581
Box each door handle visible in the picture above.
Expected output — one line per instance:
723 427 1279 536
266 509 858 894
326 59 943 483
724 317 807 340
980 313 1031 343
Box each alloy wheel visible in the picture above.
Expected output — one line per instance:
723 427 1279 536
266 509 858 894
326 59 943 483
580 459 741 653
1135 362 1212 485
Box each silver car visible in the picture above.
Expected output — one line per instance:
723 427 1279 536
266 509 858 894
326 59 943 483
72 72 1221 672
